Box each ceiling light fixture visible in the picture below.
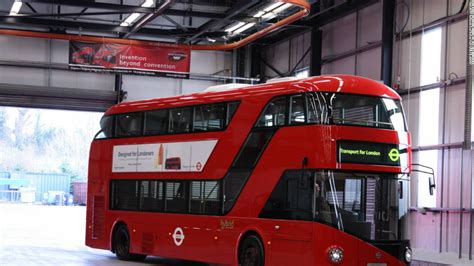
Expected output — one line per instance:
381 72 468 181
120 0 156 27
254 2 293 19
225 22 245 32
233 22 255 34
10 0 22 16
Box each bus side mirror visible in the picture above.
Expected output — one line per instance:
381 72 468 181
428 177 435 196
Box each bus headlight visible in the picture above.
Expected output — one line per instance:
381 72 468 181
404 247 412 263
327 246 344 264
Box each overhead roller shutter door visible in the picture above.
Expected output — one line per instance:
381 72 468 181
0 83 117 112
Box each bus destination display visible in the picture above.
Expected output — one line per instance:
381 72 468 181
337 140 401 166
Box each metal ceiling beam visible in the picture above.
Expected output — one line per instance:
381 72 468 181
0 16 193 37
186 0 259 43
21 0 225 19
123 0 176 38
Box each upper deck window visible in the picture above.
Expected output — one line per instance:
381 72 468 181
256 97 287 127
116 112 143 137
144 109 168 135
330 94 406 131
169 107 193 134
194 103 226 132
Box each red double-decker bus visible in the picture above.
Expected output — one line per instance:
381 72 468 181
86 75 412 265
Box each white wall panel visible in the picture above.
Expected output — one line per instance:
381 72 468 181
443 84 465 143
265 40 291 77
321 13 356 57
49 70 115 91
190 51 232 75
395 34 422 89
0 66 47 86
408 0 447 30
356 47 381 81
122 75 179 101
447 20 467 78
321 56 356 75
0 36 48 62
358 2 382 47
182 80 218 94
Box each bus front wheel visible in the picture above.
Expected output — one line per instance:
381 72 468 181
113 224 147 261
238 235 264 266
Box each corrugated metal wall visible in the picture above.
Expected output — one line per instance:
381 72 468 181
262 0 473 259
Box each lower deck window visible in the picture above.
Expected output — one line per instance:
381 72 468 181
110 179 222 215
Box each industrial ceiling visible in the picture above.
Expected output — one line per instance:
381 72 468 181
0 0 378 49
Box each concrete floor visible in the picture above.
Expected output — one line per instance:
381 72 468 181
0 203 207 266
1 203 472 265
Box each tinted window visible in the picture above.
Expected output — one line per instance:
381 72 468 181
110 180 139 210
307 93 327 124
169 108 192 133
140 181 163 211
144 109 168 135
259 171 313 221
194 103 226 132
98 116 114 139
223 170 251 213
232 130 275 169
331 94 394 129
165 181 187 212
227 102 239 124
256 97 287 127
116 113 143 137
190 181 221 214
290 95 305 124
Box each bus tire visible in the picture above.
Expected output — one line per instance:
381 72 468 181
238 235 265 266
113 224 147 261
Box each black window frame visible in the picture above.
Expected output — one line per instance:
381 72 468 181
94 100 240 140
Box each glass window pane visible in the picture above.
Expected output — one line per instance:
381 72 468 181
110 180 139 210
169 108 192 134
256 97 287 127
227 101 239 125
165 181 187 212
194 103 225 132
190 181 220 214
116 113 142 137
98 115 114 138
290 95 305 124
144 109 168 135
140 181 163 211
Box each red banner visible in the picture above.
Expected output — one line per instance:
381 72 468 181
69 41 190 78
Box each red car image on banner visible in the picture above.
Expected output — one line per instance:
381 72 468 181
69 41 190 78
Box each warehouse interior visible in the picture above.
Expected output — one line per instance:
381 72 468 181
0 0 473 265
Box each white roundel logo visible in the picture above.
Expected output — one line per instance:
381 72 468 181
172 227 185 246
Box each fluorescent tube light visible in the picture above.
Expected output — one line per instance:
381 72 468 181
225 22 245 32
121 13 141 27
141 0 155 8
10 1 22 16
120 0 157 27
272 3 292 14
253 11 265 18
233 22 255 34
263 2 283 12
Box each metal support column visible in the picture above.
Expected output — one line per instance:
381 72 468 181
114 74 123 103
310 28 322 76
381 0 395 86
250 44 264 83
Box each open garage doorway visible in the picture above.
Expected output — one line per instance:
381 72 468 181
0 106 102 204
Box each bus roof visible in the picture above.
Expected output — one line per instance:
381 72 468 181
105 75 401 115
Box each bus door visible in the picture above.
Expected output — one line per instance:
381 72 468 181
259 170 315 265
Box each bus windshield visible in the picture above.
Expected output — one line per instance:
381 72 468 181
260 170 408 242
319 93 406 131
314 171 407 241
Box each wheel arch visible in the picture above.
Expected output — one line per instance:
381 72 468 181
236 228 267 265
110 219 127 252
